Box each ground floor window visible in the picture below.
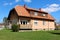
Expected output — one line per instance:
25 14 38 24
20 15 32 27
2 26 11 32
20 20 29 25
34 20 38 26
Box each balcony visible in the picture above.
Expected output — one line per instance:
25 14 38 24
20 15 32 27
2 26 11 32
20 24 32 29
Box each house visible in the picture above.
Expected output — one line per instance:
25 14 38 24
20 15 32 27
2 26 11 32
55 23 60 30
7 5 55 30
0 23 5 30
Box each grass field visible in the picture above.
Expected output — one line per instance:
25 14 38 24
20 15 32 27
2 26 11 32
0 29 60 40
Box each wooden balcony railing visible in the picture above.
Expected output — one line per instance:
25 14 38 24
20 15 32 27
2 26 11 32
20 24 32 29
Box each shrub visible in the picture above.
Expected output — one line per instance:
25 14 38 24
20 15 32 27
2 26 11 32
11 24 19 32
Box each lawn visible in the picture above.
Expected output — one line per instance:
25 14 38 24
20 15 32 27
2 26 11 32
0 30 60 40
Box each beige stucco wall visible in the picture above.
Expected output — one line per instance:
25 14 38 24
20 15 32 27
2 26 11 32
48 21 55 30
9 10 55 30
31 19 55 30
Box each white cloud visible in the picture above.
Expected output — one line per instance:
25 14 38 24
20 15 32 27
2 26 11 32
24 0 31 2
42 4 60 13
3 3 8 6
9 2 13 5
3 2 13 6
3 0 31 6
15 0 20 2
15 0 32 3
49 4 59 7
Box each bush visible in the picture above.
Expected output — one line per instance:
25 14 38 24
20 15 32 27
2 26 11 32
11 24 19 32
55 26 60 30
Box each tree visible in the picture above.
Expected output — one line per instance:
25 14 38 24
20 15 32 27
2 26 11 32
11 24 19 32
55 20 60 30
3 17 7 23
3 17 8 28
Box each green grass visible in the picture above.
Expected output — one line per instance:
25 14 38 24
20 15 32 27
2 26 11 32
0 30 60 40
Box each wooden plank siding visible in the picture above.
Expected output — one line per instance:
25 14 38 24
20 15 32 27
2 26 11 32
20 24 32 29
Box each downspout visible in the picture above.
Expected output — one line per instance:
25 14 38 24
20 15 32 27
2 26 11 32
48 21 49 31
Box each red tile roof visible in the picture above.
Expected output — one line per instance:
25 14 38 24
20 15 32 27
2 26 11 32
14 5 55 20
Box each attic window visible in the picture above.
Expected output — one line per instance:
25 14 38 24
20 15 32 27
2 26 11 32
34 12 38 16
41 14 46 16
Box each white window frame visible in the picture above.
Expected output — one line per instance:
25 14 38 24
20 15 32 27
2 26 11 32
20 20 28 25
34 12 38 16
42 14 46 16
34 20 38 26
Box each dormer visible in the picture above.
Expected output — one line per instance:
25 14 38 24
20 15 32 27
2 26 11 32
34 12 38 16
40 12 48 17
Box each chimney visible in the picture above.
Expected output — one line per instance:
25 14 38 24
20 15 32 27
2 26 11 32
24 4 27 8
39 8 42 11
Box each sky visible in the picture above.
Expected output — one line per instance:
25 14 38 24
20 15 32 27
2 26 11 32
0 0 60 23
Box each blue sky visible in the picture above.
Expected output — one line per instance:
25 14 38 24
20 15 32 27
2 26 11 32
0 0 60 23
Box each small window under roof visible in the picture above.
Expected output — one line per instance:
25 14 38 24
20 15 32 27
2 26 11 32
34 12 38 16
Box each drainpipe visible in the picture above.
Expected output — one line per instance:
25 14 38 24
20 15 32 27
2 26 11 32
18 18 21 29
48 21 49 31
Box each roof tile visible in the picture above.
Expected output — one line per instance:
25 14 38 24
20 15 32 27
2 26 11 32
14 5 55 20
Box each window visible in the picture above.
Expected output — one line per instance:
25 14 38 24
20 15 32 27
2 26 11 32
34 20 38 25
42 14 46 16
34 12 38 16
41 14 46 16
43 20 45 25
20 20 28 25
34 22 38 25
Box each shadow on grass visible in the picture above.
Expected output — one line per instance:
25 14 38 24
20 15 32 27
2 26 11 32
48 30 60 35
51 32 60 35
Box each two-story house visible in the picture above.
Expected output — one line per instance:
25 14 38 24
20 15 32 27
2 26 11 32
8 5 55 30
